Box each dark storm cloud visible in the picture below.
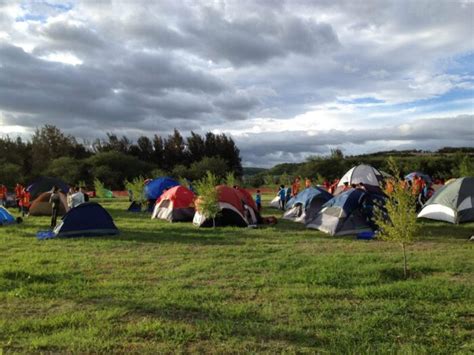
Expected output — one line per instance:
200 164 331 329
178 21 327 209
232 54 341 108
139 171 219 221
0 0 473 166
114 2 339 66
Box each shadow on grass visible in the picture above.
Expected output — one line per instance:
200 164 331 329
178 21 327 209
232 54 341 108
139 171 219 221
106 228 246 246
418 221 474 241
84 297 322 348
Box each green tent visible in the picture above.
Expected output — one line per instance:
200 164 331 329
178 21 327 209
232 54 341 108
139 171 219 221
418 177 474 224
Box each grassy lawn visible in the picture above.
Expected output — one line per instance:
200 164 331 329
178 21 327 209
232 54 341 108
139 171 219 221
0 196 473 353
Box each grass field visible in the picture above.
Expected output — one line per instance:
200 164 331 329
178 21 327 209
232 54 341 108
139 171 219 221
0 196 473 353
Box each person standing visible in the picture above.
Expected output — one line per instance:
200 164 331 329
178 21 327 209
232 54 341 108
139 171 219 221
15 183 24 212
291 177 301 197
80 187 90 202
305 178 312 189
278 185 286 210
49 186 61 228
255 190 262 212
71 187 85 208
67 187 74 209
0 184 7 207
21 187 30 217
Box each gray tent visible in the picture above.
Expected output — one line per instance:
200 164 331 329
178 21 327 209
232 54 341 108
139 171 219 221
418 177 474 224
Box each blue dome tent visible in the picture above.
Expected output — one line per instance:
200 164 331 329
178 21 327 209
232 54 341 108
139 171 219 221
283 187 333 223
53 202 119 237
0 206 15 226
27 177 69 200
306 189 384 236
144 177 180 200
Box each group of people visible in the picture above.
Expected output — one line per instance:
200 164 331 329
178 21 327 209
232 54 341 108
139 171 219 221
66 186 89 210
276 177 306 210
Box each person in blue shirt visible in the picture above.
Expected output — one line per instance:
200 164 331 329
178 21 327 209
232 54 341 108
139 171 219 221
278 185 286 210
255 190 262 212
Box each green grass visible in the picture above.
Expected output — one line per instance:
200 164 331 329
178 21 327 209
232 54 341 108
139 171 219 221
0 196 473 353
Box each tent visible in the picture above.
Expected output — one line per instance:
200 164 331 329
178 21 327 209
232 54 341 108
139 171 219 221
97 188 114 198
283 187 333 223
144 177 180 200
418 177 474 224
53 202 119 237
29 192 68 216
306 188 378 236
405 172 432 184
334 164 384 195
193 185 260 227
0 206 15 225
152 185 196 222
27 177 69 200
269 195 281 208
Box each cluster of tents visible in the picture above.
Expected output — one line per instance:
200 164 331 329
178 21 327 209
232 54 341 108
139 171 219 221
139 177 262 228
0 176 119 238
272 165 474 236
1 168 472 238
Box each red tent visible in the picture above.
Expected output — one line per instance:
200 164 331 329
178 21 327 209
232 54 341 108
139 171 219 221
152 185 195 222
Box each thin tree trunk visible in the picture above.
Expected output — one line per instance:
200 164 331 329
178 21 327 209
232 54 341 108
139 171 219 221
212 217 215 229
402 243 408 279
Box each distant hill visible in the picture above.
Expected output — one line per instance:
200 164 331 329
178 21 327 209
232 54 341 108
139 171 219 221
243 146 473 187
243 167 268 176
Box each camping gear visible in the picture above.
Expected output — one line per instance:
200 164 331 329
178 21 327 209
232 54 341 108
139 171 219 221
53 202 119 237
306 188 379 236
0 206 15 225
27 177 69 200
417 177 474 224
144 177 180 200
152 185 195 222
334 165 384 195
29 192 68 216
37 230 56 240
283 187 333 223
193 185 260 227
357 231 375 240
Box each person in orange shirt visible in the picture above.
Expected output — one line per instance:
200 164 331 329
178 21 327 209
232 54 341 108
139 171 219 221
305 178 312 189
385 178 395 195
0 184 7 207
291 177 301 197
21 188 31 217
15 183 24 212
412 176 423 196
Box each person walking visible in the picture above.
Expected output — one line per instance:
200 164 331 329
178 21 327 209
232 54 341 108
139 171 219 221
49 186 61 228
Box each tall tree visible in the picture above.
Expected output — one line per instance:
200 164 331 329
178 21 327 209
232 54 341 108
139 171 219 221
163 129 186 170
187 132 206 164
31 125 78 176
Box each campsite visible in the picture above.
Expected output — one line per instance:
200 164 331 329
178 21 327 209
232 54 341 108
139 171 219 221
1 1 474 353
1 173 473 352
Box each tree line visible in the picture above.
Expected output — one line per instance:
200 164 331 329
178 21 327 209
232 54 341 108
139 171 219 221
0 125 242 189
246 148 474 187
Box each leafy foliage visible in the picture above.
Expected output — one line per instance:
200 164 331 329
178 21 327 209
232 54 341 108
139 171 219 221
195 171 220 227
374 157 420 278
124 176 146 203
93 178 107 198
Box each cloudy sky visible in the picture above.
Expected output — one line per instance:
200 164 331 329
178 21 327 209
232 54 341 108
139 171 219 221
0 0 473 167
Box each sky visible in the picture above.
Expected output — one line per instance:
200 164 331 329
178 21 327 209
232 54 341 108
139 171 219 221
0 0 473 167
